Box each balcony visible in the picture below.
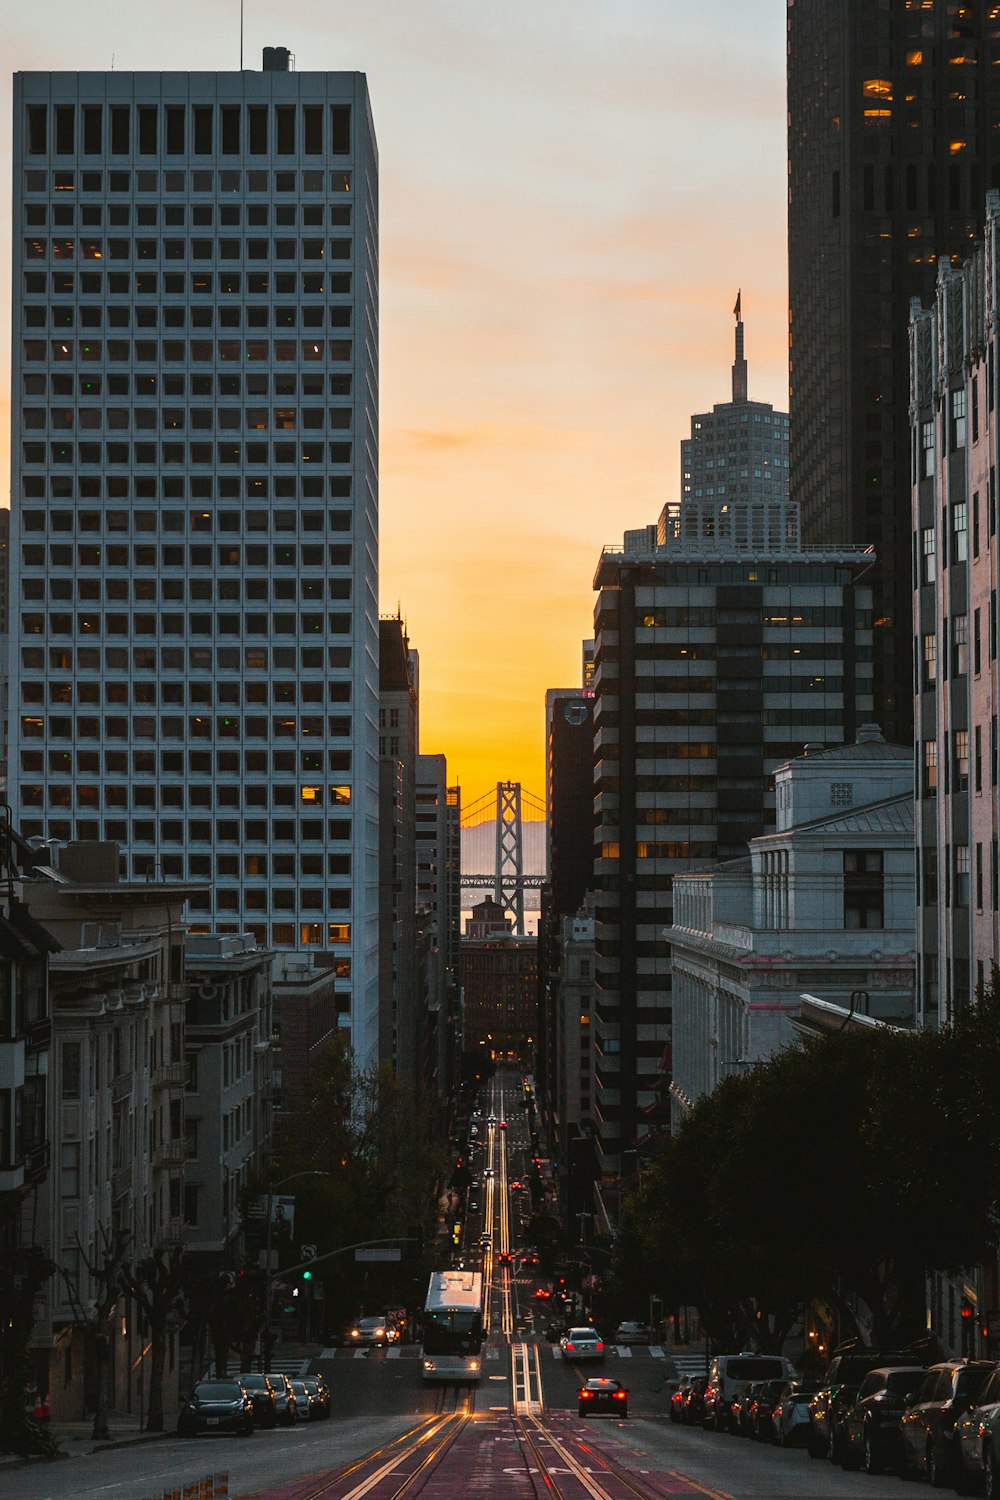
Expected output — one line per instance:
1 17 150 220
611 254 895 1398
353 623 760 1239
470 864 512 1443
153 1139 186 1170
152 1061 185 1090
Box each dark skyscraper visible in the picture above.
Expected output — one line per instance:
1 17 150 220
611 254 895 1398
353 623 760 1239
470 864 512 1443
787 0 1000 745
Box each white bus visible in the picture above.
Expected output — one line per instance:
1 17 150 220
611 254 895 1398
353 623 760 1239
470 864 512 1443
420 1270 484 1383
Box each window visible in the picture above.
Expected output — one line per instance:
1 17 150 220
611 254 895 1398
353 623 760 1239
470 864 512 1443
955 728 970 791
955 845 970 908
952 614 968 676
921 420 935 478
921 526 936 583
953 501 968 562
951 388 967 449
844 850 884 929
923 631 937 687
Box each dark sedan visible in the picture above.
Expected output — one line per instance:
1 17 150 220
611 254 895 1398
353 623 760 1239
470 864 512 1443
264 1371 298 1426
177 1379 254 1438
236 1371 278 1429
578 1377 629 1417
301 1375 330 1419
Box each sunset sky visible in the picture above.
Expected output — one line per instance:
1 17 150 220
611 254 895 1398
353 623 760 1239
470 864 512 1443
0 1 788 803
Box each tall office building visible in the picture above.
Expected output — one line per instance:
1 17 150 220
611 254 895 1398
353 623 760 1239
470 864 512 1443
8 56 381 1066
680 302 789 507
591 498 873 1193
910 192 1000 1030
787 0 1000 747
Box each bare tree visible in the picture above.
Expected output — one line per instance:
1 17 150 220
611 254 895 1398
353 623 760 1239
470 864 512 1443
118 1246 186 1432
62 1225 130 1442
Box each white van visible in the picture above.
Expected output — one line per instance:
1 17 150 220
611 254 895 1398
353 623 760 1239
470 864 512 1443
702 1351 796 1431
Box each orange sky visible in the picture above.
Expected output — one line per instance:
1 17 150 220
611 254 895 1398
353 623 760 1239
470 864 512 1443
1 1 789 804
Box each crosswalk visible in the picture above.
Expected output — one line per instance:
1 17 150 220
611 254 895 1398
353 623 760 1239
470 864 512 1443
315 1343 698 1365
218 1358 311 1378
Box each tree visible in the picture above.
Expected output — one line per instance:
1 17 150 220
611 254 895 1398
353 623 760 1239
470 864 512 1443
628 999 1000 1351
118 1247 186 1432
62 1225 130 1442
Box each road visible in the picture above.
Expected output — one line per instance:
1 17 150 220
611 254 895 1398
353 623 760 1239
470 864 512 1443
8 1073 938 1498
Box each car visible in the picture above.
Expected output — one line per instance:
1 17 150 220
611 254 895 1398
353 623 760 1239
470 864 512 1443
348 1315 398 1347
534 1287 552 1301
521 1249 540 1267
702 1351 796 1433
499 1120 508 1130
955 1366 1000 1496
487 1114 497 1124
751 1378 794 1441
560 1327 606 1362
264 1371 298 1426
839 1365 926 1474
729 1381 762 1436
483 1168 494 1179
480 1233 491 1246
578 1377 628 1417
301 1374 330 1419
681 1376 709 1426
807 1345 922 1461
899 1359 997 1485
615 1320 653 1346
670 1375 694 1423
496 1250 513 1267
510 1180 525 1191
177 1379 255 1438
289 1378 319 1421
235 1371 278 1428
771 1381 817 1447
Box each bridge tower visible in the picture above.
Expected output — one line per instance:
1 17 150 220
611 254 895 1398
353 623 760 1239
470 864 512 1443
493 781 525 935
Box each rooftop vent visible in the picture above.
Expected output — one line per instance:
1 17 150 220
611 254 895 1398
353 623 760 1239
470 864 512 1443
802 742 825 757
262 46 293 72
856 723 885 744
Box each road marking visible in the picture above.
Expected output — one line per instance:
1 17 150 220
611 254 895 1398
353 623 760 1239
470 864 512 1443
651 1346 665 1358
387 1347 401 1359
616 1346 632 1357
669 1472 736 1500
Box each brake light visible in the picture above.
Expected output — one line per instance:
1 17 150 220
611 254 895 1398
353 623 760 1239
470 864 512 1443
596 1342 604 1351
614 1391 626 1400
580 1390 593 1400
566 1344 575 1352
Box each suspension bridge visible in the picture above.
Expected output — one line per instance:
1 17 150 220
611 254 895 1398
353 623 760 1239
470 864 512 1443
461 782 546 936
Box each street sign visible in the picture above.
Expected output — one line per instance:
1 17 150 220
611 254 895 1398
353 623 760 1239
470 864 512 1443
355 1247 401 1262
301 1244 317 1261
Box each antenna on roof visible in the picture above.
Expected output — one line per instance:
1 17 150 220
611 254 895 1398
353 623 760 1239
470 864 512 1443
240 0 244 70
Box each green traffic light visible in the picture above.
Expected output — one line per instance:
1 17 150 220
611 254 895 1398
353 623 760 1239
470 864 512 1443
302 1269 312 1280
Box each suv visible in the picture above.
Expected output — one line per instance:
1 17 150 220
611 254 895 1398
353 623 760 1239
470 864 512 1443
702 1352 796 1432
899 1359 997 1485
839 1365 926 1474
807 1345 920 1461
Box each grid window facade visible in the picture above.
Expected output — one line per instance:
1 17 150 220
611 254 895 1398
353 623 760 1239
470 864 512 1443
9 67 380 1065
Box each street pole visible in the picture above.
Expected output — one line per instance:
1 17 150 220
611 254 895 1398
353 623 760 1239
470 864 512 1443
261 1169 331 1370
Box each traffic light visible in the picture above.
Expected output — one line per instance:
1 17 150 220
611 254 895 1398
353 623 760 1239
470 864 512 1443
961 1301 974 1322
302 1268 313 1281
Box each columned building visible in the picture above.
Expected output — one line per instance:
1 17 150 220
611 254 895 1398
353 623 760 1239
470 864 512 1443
788 0 1000 745
8 54 381 1067
591 498 874 1186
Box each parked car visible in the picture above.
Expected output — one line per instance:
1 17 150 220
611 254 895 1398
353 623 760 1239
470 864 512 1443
899 1359 997 1485
839 1365 926 1474
807 1345 921 1461
236 1372 278 1429
301 1375 330 1420
615 1320 653 1345
560 1327 606 1362
771 1382 816 1447
729 1381 762 1436
955 1366 1000 1497
264 1371 298 1426
702 1352 796 1432
348 1315 399 1347
670 1376 694 1423
578 1377 629 1417
289 1379 318 1421
177 1379 255 1438
681 1376 709 1426
750 1379 790 1441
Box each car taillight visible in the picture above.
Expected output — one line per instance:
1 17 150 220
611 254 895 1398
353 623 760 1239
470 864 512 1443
614 1391 626 1400
596 1342 604 1351
580 1391 593 1400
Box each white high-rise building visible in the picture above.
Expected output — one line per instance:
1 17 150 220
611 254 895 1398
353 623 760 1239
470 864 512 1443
8 53 380 1066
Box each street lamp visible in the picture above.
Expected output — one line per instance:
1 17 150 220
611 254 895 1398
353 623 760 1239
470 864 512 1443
262 1169 330 1368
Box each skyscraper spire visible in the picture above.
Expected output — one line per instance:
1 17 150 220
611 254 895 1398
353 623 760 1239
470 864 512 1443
732 289 748 403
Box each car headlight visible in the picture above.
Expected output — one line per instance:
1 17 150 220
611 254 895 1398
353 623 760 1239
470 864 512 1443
469 1361 479 1371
